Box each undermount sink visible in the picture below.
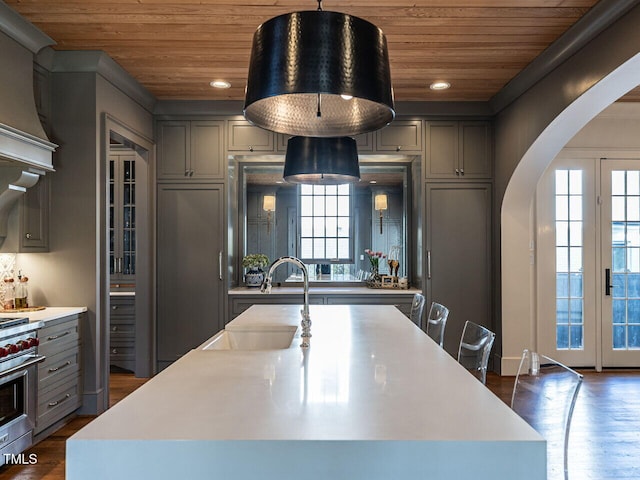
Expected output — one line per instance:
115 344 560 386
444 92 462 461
202 325 299 351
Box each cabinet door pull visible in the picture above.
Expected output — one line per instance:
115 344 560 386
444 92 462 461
460 168 465 176
47 331 71 341
48 393 71 408
219 251 223 280
189 170 194 177
48 360 71 373
25 233 32 239
455 168 460 176
427 250 432 279
184 170 189 177
112 305 118 310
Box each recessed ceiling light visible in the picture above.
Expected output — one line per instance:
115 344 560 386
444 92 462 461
429 81 451 91
341 94 353 100
210 80 231 89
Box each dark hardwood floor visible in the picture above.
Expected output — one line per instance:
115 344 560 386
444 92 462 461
1 369 639 479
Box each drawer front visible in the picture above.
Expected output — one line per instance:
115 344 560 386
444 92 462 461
38 346 80 390
38 318 80 356
110 340 135 360
110 321 135 339
36 376 81 434
110 299 135 316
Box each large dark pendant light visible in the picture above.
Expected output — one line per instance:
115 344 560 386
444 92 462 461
244 2 395 138
283 136 360 184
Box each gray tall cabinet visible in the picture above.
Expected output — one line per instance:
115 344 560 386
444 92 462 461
424 120 492 357
156 120 225 370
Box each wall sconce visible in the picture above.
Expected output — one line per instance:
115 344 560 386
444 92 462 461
374 193 388 234
243 1 394 138
263 194 276 233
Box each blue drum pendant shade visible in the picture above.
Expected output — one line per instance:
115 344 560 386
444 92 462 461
244 10 395 138
283 136 360 184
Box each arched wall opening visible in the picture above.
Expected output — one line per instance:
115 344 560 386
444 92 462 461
500 52 640 375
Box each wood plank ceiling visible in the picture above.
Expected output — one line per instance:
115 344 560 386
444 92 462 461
6 0 638 103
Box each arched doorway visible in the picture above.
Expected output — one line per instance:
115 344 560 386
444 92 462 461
500 52 640 374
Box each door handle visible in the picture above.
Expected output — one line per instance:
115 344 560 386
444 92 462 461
605 268 614 296
219 251 223 281
427 250 432 279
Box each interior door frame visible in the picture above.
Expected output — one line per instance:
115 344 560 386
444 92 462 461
103 114 156 388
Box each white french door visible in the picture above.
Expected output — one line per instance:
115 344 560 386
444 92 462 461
601 160 640 367
537 157 640 368
537 158 597 367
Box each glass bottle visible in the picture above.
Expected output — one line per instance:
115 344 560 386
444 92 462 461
14 274 28 309
2 278 14 310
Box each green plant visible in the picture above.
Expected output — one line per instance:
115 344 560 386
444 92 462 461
242 253 269 269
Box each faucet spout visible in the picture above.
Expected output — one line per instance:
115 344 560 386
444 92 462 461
261 256 311 347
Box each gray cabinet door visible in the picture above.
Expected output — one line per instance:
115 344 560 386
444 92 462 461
426 121 492 179
425 183 492 356
227 120 275 153
190 121 224 179
157 121 190 179
20 174 49 252
157 184 224 367
425 121 458 178
459 121 492 178
375 120 423 153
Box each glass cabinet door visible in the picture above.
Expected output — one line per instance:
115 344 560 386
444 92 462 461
110 148 136 285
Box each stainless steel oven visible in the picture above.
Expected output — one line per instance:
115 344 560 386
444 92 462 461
0 318 44 465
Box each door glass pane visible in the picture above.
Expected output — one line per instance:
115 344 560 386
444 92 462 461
610 170 640 350
555 169 584 350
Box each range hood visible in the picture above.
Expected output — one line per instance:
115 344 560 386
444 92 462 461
0 4 57 171
0 4 57 239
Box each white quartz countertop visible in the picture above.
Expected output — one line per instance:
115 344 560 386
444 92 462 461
229 286 421 295
0 306 86 324
67 304 545 480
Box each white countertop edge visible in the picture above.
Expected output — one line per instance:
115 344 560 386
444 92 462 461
0 306 87 324
67 438 546 480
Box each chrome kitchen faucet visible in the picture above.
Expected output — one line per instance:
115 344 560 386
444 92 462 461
261 256 311 347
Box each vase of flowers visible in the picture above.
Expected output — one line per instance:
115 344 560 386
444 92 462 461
364 249 385 284
242 253 269 287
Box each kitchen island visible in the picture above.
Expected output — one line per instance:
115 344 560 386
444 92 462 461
67 304 545 479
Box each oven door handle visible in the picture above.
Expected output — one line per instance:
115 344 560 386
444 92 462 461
0 354 46 379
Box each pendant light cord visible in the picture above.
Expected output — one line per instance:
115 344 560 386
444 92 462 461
316 1 323 116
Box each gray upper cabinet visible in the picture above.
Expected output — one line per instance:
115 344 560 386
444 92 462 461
19 173 49 252
157 120 224 180
375 120 423 154
227 120 275 153
425 121 492 179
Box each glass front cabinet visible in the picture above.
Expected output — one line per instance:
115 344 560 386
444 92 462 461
109 146 136 285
